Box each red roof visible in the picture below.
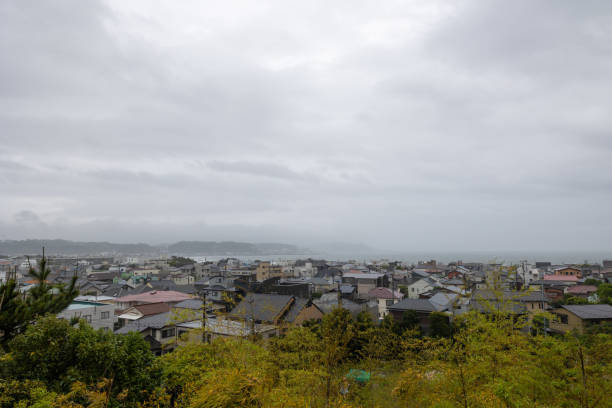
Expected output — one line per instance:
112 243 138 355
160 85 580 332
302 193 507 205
132 302 172 316
544 275 579 282
566 285 598 295
368 287 404 300
114 290 193 304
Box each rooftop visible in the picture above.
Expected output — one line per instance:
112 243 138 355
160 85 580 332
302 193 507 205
566 285 598 295
65 301 107 310
561 304 612 320
367 287 402 300
388 298 437 313
544 275 579 282
114 290 193 304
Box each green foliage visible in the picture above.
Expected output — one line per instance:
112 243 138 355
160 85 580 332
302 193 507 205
395 310 420 335
597 283 612 305
167 256 196 268
2 305 611 408
1 316 159 405
429 312 451 338
565 295 591 305
584 279 602 287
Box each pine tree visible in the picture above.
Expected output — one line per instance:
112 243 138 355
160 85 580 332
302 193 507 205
0 250 78 347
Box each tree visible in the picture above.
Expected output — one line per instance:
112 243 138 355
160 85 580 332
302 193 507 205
429 312 451 338
596 283 612 305
167 256 196 268
0 251 77 347
320 307 355 407
584 279 602 287
2 316 159 406
348 311 374 359
394 310 420 336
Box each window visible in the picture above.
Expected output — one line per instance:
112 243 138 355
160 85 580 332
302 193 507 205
555 313 568 324
161 328 176 338
101 311 110 319
83 315 92 323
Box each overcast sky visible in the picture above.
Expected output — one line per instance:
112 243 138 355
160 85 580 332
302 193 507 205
1 0 612 252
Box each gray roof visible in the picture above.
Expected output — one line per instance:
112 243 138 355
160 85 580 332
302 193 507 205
133 280 177 294
174 299 203 310
115 311 172 334
562 304 612 320
429 292 458 311
388 299 437 313
308 277 331 285
284 297 309 323
412 270 430 278
313 296 369 318
229 293 293 323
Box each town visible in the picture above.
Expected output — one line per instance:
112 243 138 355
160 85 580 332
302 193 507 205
2 252 611 354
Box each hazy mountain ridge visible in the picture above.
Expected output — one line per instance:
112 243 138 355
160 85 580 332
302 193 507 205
0 239 310 256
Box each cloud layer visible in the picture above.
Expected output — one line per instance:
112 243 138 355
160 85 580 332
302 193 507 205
1 0 612 251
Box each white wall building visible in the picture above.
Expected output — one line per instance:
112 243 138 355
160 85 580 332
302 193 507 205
407 278 436 299
57 301 116 331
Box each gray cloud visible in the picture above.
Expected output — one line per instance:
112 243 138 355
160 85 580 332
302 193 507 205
1 0 612 252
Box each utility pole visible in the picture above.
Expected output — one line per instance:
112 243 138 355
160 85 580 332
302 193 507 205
248 295 256 339
337 277 342 307
201 289 207 343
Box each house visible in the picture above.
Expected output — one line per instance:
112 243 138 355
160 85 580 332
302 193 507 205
313 292 376 319
367 287 403 319
550 304 612 334
469 290 549 320
78 280 107 296
284 297 324 325
407 277 436 299
170 273 195 285
117 302 171 328
228 293 323 328
565 285 598 299
543 275 579 284
112 290 193 309
428 292 460 312
339 284 356 300
201 284 239 305
175 318 278 343
553 266 582 278
172 298 225 315
255 262 283 281
307 277 335 294
544 286 565 303
115 312 178 355
342 272 386 299
57 301 116 331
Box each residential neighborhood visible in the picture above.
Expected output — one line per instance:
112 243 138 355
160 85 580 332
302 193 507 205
2 251 611 357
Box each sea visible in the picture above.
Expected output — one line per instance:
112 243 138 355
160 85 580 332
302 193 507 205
190 250 612 265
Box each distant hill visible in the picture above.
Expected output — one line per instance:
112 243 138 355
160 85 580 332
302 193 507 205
0 239 155 256
167 241 305 256
0 239 309 256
